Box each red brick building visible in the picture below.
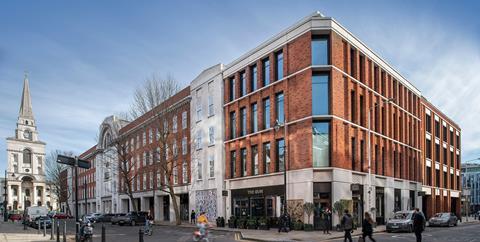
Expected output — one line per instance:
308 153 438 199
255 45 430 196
117 87 191 222
223 12 460 227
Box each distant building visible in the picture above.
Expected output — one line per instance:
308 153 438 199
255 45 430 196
461 163 480 213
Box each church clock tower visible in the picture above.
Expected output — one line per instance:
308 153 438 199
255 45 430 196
5 74 49 210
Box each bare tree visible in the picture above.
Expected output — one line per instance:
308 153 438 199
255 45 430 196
112 137 139 211
129 74 179 119
151 105 187 225
46 150 74 213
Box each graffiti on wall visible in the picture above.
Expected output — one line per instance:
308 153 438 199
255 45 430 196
195 189 217 220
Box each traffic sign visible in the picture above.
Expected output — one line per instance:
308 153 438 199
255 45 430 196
57 154 75 166
56 154 91 169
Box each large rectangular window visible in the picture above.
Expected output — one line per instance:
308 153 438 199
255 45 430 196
425 114 431 133
263 97 270 129
276 139 285 172
360 140 365 172
230 111 236 139
251 64 257 91
443 125 447 141
276 51 283 81
360 95 365 126
229 77 235 101
312 122 330 167
240 71 247 97
436 169 440 187
351 137 356 170
435 120 440 138
252 145 259 175
263 58 270 86
426 167 432 186
312 74 329 115
241 148 247 177
251 103 258 133
275 92 284 123
426 139 432 159
350 90 356 123
435 143 440 162
240 107 247 136
312 36 328 65
263 142 271 174
230 151 236 178
350 48 356 77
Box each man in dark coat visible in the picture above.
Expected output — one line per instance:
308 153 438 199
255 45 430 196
413 208 425 242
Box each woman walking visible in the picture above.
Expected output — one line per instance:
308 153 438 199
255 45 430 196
362 212 376 242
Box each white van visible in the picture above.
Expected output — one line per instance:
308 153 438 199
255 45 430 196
25 206 48 225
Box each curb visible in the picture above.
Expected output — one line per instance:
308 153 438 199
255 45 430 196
234 229 387 242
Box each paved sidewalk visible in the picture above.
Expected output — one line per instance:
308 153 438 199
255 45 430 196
0 221 52 242
154 221 385 242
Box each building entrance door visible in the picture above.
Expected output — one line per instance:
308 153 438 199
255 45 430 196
375 187 385 225
163 196 170 221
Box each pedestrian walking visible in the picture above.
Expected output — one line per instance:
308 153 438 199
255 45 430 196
341 209 353 242
413 208 425 242
278 212 290 233
362 212 376 242
190 210 196 224
323 207 331 234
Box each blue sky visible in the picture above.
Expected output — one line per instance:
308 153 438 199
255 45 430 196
1 0 480 172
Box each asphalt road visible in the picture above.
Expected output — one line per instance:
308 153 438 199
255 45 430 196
328 223 480 242
45 219 237 242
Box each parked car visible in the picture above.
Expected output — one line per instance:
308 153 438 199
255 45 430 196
96 213 115 222
25 206 48 225
9 213 23 222
386 211 415 233
53 213 71 219
428 212 458 227
32 216 52 228
115 211 148 226
111 213 126 225
83 213 102 223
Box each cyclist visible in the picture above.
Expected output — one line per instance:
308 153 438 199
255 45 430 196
196 212 209 237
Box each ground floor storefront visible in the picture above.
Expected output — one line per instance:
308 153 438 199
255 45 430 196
226 168 423 229
421 186 461 219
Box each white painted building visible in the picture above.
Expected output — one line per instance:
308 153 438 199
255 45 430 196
189 64 226 221
5 75 54 211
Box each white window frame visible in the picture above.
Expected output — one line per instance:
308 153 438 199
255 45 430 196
197 160 203 180
172 115 178 133
182 161 188 184
182 111 187 130
209 127 215 146
182 137 187 155
209 156 214 178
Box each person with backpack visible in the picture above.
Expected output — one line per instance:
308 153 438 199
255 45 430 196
362 212 376 242
341 209 353 242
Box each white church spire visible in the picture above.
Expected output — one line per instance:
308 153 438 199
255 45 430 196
19 71 34 120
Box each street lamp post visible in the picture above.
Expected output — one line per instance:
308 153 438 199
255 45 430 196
3 170 7 222
274 119 288 215
367 98 394 220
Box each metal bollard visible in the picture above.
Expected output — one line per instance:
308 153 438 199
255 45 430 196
37 220 40 234
43 220 46 237
63 221 66 242
75 222 80 242
102 224 106 242
139 229 144 242
51 219 54 240
57 222 60 242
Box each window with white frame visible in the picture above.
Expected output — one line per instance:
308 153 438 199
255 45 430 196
196 131 202 150
182 111 187 129
157 172 161 186
149 171 153 189
149 128 153 144
182 161 188 184
143 152 146 166
182 137 187 155
156 148 160 163
208 81 214 116
173 162 178 184
209 156 214 178
143 173 147 190
142 131 146 146
173 140 178 157
173 115 178 133
130 138 134 150
209 127 215 145
136 176 140 191
156 128 160 141
136 135 140 149
196 89 202 122
165 144 169 161
197 160 203 180
163 119 168 133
